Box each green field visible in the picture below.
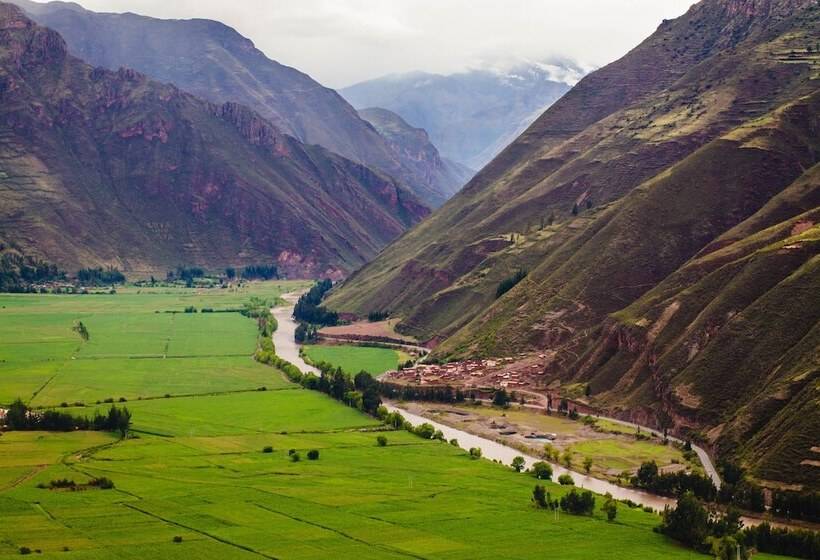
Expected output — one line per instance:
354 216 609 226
303 344 401 375
0 287 789 559
0 282 308 406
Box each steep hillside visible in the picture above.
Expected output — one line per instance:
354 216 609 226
0 4 428 278
342 62 576 169
358 108 473 200
328 0 820 485
12 0 461 206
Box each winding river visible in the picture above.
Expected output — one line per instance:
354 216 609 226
273 295 678 510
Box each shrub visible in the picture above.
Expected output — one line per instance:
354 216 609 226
290 452 301 462
172 536 183 543
469 447 482 460
532 485 557 509
376 435 388 447
262 446 274 453
532 461 553 480
560 488 595 515
19 547 31 555
307 450 319 460
558 474 574 486
449 438 459 447
601 493 618 521
89 477 114 489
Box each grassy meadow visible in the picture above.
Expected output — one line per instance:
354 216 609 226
302 344 402 375
0 284 790 559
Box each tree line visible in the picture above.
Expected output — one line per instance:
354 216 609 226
225 265 279 280
76 266 125 286
293 279 338 326
660 492 819 559
0 247 64 292
3 399 131 437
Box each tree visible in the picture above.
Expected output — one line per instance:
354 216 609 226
532 485 549 508
558 474 574 486
5 398 28 429
601 493 618 521
532 461 553 480
512 456 525 472
469 447 482 460
660 492 711 548
543 443 560 462
561 450 573 469
307 449 319 460
493 388 511 407
560 489 595 515
583 457 593 474
636 460 659 487
72 320 89 342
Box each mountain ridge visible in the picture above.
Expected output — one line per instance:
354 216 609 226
327 0 820 486
11 0 463 207
0 3 429 277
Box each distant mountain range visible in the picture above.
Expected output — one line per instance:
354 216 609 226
12 0 462 206
0 3 428 278
341 60 585 170
328 0 820 489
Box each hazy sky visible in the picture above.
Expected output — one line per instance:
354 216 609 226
56 0 696 88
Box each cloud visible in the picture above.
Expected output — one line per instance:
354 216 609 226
46 0 696 88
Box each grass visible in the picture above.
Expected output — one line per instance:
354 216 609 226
302 344 401 375
0 286 786 559
0 281 304 406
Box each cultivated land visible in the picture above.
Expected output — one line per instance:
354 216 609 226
401 402 699 482
302 344 403 375
0 283 791 558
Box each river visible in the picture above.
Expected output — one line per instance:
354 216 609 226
273 296 792 526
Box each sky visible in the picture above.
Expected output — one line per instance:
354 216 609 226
52 0 697 88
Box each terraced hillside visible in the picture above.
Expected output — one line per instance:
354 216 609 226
327 0 820 487
0 4 428 277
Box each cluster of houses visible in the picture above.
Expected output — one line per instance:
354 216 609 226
384 354 551 391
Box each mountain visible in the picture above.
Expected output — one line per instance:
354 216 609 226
340 61 581 169
328 0 820 487
357 108 474 200
12 0 462 207
0 3 428 278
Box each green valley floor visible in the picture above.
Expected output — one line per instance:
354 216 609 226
0 284 788 559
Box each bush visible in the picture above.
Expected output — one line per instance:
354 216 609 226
88 477 114 490
449 438 459 447
560 488 595 515
290 452 301 462
172 536 183 543
532 461 553 480
469 447 482 460
262 446 274 453
532 485 557 509
558 474 574 485
19 547 31 555
307 449 320 460
376 435 388 447
601 493 618 521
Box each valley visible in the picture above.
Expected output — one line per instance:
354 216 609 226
1 0 818 557
0 282 734 560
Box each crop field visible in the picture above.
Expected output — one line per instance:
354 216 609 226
0 282 307 406
303 344 402 375
0 286 790 559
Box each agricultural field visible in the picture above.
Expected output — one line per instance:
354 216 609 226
0 281 308 406
413 403 699 480
302 344 403 375
0 286 790 559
